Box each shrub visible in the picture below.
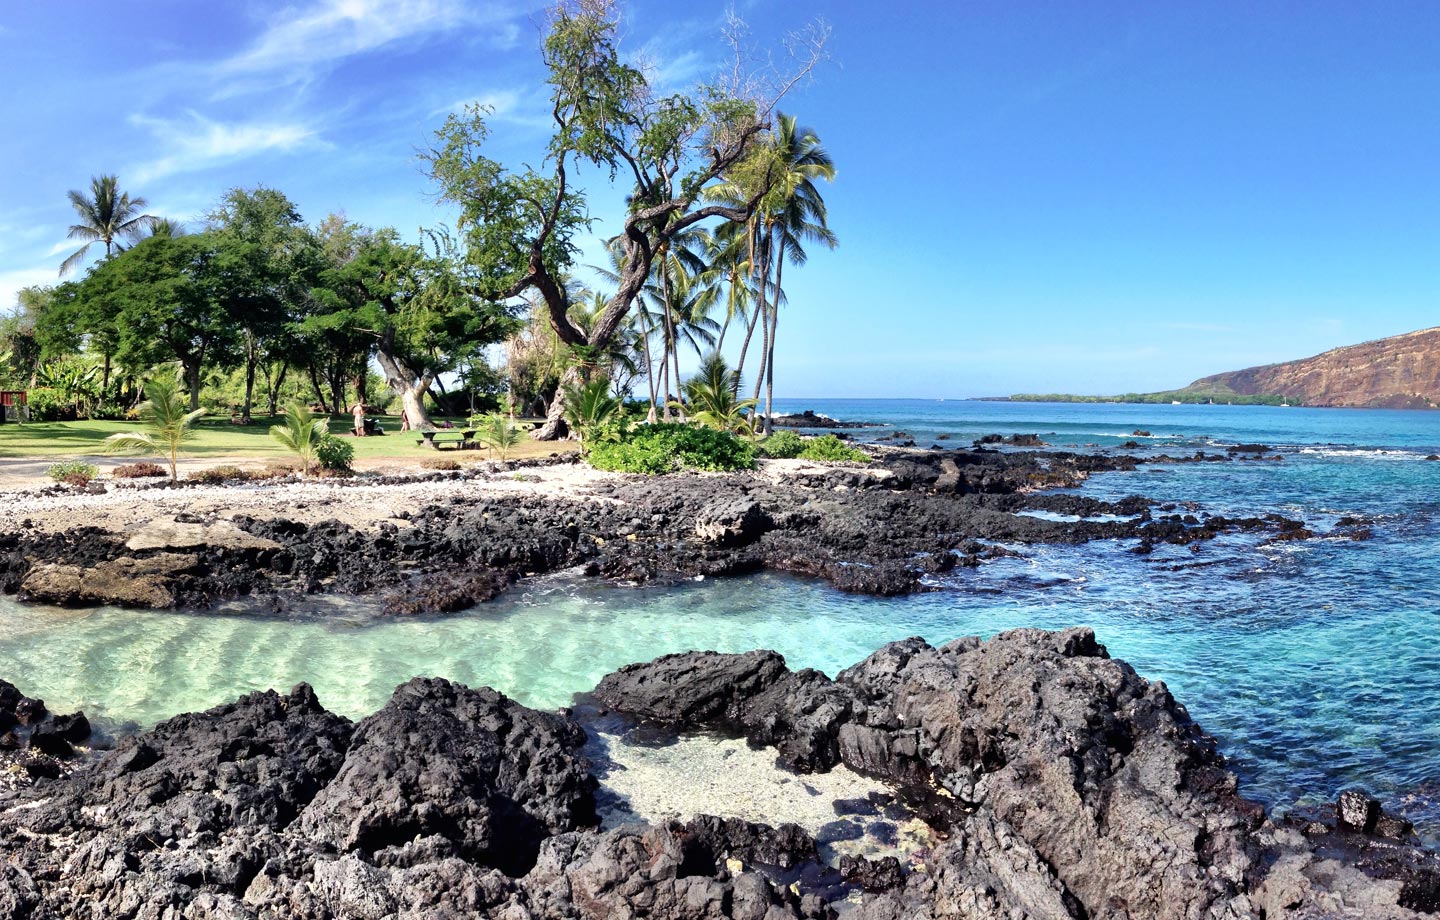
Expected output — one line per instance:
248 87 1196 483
189 465 249 484
27 387 74 422
798 434 870 463
87 400 128 421
422 457 461 471
113 462 168 479
47 460 98 487
562 378 622 451
756 429 804 459
270 402 329 474
474 414 526 460
316 434 354 472
250 464 295 480
104 378 206 483
587 423 756 474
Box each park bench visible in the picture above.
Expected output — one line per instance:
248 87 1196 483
416 429 477 450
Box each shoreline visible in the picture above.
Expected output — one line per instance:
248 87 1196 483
0 445 1322 614
0 435 1435 916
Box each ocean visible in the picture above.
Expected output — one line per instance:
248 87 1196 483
3 398 1438 837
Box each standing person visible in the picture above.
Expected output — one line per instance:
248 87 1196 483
400 409 411 432
351 401 367 436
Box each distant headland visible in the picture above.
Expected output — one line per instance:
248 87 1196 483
1003 326 1440 409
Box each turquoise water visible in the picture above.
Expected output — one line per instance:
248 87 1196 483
2 399 1438 836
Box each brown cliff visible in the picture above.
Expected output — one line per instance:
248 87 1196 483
1186 327 1440 408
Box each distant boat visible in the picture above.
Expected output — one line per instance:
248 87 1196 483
1171 400 1181 405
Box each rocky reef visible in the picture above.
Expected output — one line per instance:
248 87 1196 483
2 628 1436 918
0 678 94 788
1 448 1324 614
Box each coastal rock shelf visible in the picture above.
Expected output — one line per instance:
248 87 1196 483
1 629 1434 918
0 448 1319 614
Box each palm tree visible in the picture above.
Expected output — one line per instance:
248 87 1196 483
269 401 330 475
677 353 757 435
60 175 158 397
474 413 526 460
591 243 666 421
145 217 187 238
562 378 623 454
104 377 206 484
700 233 757 356
59 175 157 276
709 114 836 430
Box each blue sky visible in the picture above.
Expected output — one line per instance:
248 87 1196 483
1 1 1437 398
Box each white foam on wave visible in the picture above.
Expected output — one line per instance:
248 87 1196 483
1296 446 1427 460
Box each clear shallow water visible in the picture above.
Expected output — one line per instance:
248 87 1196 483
2 400 1439 838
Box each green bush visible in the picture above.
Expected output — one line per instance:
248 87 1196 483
88 400 128 421
473 413 526 460
797 434 870 463
588 423 756 474
26 387 74 422
46 460 98 486
756 429 804 459
316 434 355 472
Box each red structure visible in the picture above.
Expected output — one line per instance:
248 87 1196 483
0 390 26 423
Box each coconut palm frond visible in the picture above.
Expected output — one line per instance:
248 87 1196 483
58 175 157 276
104 432 159 452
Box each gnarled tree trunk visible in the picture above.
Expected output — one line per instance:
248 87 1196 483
376 330 435 429
533 365 577 440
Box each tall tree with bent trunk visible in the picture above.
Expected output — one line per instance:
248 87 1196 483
314 229 515 429
425 0 827 439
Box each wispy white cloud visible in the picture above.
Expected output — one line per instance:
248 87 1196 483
429 86 553 129
128 112 329 182
221 0 520 79
628 17 718 93
0 223 54 257
642 48 709 90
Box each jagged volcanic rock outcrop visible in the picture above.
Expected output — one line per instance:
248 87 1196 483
5 629 1437 917
1187 326 1440 408
596 628 1440 918
0 678 93 786
0 675 823 920
4 630 1439 917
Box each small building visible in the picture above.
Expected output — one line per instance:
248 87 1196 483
0 390 27 423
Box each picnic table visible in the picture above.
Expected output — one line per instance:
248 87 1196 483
416 428 478 450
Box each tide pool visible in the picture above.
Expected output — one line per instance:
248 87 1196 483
2 400 1438 841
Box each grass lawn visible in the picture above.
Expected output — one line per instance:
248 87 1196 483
0 414 567 463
